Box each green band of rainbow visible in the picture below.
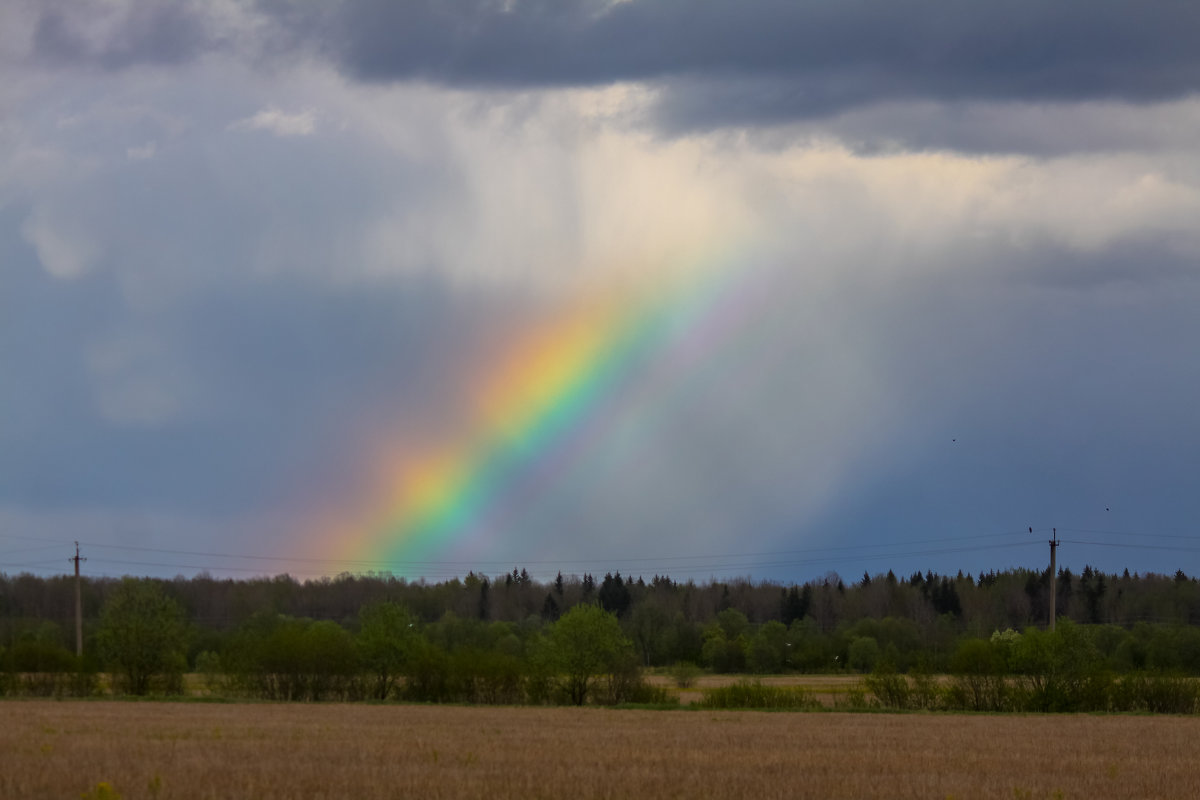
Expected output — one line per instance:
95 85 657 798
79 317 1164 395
319 242 768 574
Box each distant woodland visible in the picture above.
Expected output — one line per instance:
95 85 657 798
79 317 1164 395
4 566 1200 710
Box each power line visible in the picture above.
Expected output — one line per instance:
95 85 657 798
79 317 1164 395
23 527 1039 570
1055 527 1200 542
4 523 1200 581
1062 539 1200 554
0 544 65 557
59 539 1041 581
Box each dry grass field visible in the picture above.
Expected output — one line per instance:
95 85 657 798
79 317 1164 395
644 672 863 706
3 702 1199 799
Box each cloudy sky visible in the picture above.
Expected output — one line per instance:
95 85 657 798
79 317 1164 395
3 0 1200 583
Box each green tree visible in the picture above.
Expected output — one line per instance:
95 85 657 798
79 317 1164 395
847 636 880 673
715 608 750 639
545 604 632 705
300 620 359 701
747 620 788 673
226 614 358 701
96 579 188 695
628 602 670 666
357 601 416 700
787 618 831 672
1010 621 1110 711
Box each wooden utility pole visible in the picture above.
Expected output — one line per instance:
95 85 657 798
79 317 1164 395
1048 528 1059 632
71 542 86 657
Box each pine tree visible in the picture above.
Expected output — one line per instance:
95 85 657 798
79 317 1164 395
541 592 560 621
598 572 631 617
478 579 490 620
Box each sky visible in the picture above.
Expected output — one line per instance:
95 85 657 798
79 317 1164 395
3 0 1200 584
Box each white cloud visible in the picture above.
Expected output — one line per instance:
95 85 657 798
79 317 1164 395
125 140 156 160
20 205 99 279
229 106 317 137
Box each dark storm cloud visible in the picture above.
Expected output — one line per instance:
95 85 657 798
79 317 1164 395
313 0 1200 106
25 1 1200 124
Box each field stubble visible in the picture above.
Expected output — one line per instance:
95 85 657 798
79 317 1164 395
644 672 861 706
3 701 1199 799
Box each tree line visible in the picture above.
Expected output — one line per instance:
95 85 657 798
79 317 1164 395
3 566 1200 705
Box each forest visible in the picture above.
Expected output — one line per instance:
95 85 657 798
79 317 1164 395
3 565 1200 711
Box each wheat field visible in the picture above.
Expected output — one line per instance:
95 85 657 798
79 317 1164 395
3 701 1198 799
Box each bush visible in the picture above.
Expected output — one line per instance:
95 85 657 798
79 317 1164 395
225 615 362 701
670 661 701 688
944 674 1010 712
1111 672 1200 714
696 680 819 710
194 650 226 695
863 662 911 710
947 639 1010 711
594 652 648 705
1 640 98 698
833 684 871 710
449 648 524 704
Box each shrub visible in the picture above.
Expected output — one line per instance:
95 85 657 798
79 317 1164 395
194 650 226 695
1111 672 1200 714
670 661 701 688
863 662 911 710
225 615 362 701
948 639 1010 711
1 640 97 698
696 679 819 710
833 684 871 710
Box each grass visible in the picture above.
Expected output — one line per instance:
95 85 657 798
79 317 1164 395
4 701 1200 799
693 679 823 710
645 671 864 706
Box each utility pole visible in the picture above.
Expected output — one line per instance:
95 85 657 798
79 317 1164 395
71 542 86 657
1048 528 1059 633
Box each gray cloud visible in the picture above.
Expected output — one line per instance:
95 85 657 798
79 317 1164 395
28 0 218 70
5 24 1200 582
314 0 1200 103
0 230 520 517
732 99 1200 158
20 1 1200 129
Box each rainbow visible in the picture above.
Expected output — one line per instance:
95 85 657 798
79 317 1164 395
322 242 771 574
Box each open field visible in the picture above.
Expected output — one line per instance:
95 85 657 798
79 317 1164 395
4 701 1200 799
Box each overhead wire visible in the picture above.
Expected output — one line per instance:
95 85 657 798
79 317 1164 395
13 526 1035 569
4 524 1198 581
